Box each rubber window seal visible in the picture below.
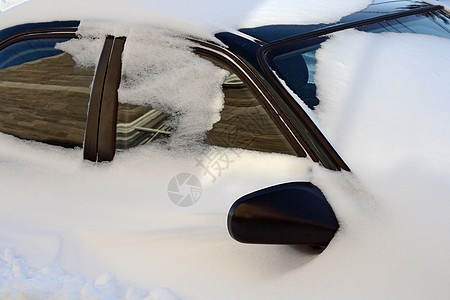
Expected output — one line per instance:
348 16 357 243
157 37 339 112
97 36 126 162
83 35 115 162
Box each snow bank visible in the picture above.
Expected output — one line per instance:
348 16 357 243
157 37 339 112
0 0 373 38
0 132 313 299
0 248 177 299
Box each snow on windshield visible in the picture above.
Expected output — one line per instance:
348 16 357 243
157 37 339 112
313 29 450 297
315 29 450 178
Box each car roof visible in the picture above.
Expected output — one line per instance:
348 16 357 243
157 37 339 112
237 0 441 43
214 0 444 72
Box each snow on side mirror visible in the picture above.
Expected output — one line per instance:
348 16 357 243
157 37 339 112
227 182 339 247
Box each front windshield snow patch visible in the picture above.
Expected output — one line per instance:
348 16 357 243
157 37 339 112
314 29 450 171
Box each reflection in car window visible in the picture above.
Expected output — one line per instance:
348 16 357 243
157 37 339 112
115 52 297 156
0 38 95 147
272 43 321 109
361 12 450 37
268 10 450 110
205 57 298 156
116 103 172 150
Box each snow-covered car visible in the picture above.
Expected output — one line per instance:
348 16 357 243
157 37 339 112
0 0 449 299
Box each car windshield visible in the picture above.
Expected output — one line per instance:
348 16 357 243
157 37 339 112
268 9 450 109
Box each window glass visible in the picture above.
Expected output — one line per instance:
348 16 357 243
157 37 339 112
116 103 172 150
115 54 297 156
361 13 450 38
268 10 450 109
205 58 298 156
271 42 322 109
0 37 95 147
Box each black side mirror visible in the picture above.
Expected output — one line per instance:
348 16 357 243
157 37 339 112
228 182 339 247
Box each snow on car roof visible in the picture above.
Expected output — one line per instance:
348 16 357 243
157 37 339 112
0 0 374 38
238 0 443 43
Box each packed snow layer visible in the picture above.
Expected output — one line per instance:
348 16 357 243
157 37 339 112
0 132 316 299
0 0 373 37
2 122 448 299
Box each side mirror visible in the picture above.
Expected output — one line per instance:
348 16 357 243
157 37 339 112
227 182 339 247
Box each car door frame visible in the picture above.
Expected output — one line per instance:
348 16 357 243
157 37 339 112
0 21 126 161
83 35 126 162
191 39 349 170
0 21 347 169
84 34 349 168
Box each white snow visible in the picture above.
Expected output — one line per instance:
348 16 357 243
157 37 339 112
312 29 450 297
1 0 450 299
0 133 315 299
429 0 450 10
0 248 174 299
0 0 27 12
117 26 228 146
0 0 372 38
315 29 450 180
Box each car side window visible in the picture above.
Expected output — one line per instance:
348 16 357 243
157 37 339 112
204 57 298 156
114 52 297 156
0 37 95 147
116 103 172 150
